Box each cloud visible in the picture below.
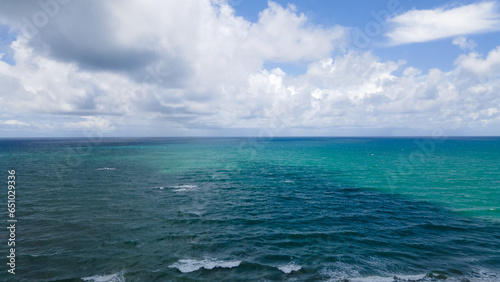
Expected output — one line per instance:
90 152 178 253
1 119 30 127
452 36 477 51
0 0 499 136
0 0 347 116
244 2 345 62
386 1 500 45
64 116 114 131
455 46 500 76
0 0 345 86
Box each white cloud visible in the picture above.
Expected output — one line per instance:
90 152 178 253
455 46 500 76
1 120 30 127
0 0 346 131
452 36 477 51
386 1 500 45
244 2 345 62
0 0 499 136
64 116 114 131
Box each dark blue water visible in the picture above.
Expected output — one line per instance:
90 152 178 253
0 137 499 281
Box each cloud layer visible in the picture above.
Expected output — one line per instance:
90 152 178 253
0 0 499 136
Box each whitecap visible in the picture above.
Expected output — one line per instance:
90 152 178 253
172 185 198 189
320 262 360 281
343 273 428 282
322 263 499 282
169 258 241 273
171 185 198 192
348 276 394 282
277 262 301 273
394 274 428 281
96 167 116 171
466 268 499 281
189 210 205 216
82 272 125 282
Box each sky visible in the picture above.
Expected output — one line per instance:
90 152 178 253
0 0 499 137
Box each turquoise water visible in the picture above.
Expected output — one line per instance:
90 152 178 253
0 137 499 281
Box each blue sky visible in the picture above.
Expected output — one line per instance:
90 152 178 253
0 24 16 65
0 0 500 137
231 0 500 72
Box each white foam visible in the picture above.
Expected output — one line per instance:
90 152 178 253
82 272 125 282
169 258 241 273
348 276 394 282
171 185 198 192
277 262 301 273
348 274 427 282
396 274 428 281
466 268 499 282
321 263 500 282
190 210 205 216
172 185 198 189
96 167 116 171
320 262 360 281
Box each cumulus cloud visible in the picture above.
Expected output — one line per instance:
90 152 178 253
0 0 159 71
386 1 500 45
0 0 345 84
454 46 500 76
0 0 499 136
242 51 500 133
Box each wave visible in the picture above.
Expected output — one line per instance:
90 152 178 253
321 268 498 282
319 262 429 282
169 258 241 273
277 262 301 273
96 167 116 171
452 207 500 213
344 274 427 282
344 272 500 282
170 185 198 192
82 272 125 282
466 268 500 281
153 185 197 191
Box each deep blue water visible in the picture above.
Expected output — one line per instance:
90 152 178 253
0 137 499 281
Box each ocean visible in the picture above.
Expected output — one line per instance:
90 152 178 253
0 137 499 281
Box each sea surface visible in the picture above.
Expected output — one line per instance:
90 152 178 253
0 137 499 281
